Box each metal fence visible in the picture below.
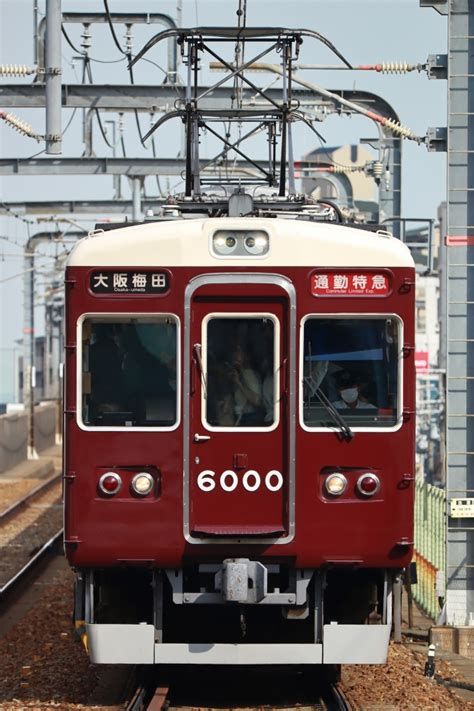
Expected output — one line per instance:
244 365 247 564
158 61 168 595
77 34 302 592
412 479 446 620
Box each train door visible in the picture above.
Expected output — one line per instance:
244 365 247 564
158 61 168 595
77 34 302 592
184 275 295 544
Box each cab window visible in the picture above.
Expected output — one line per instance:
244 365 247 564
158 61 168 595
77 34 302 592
80 315 178 428
302 316 401 429
203 315 278 429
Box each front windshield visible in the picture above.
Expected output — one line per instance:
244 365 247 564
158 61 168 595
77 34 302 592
81 316 178 428
302 316 400 429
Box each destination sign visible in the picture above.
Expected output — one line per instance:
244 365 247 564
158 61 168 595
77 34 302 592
90 270 169 295
311 270 391 297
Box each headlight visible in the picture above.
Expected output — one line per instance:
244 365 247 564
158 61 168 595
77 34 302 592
213 232 238 255
98 472 122 496
211 230 269 257
325 472 347 496
244 231 269 255
131 472 154 496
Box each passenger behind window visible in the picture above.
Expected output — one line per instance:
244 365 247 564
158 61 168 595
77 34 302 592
262 356 274 424
207 362 235 426
331 370 377 410
227 342 263 426
89 323 124 420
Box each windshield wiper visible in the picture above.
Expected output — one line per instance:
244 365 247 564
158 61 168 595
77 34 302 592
304 377 354 441
193 343 207 397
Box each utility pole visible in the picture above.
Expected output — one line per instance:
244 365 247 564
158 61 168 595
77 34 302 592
45 0 62 154
23 241 39 460
23 232 82 458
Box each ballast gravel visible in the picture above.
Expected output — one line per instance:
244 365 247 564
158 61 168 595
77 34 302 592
0 560 472 710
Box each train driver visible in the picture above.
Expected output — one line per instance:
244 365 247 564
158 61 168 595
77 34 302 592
332 370 376 410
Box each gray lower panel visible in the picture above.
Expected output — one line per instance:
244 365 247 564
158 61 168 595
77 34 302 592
154 643 323 665
87 623 155 664
86 623 323 664
86 623 390 665
323 624 391 664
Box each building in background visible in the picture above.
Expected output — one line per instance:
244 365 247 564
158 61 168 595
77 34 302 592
301 144 380 224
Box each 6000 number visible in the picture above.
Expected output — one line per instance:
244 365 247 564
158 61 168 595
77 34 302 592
196 469 283 493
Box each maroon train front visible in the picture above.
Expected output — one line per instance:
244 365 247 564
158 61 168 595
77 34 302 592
64 207 415 668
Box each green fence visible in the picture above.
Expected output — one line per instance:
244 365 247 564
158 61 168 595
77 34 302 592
412 479 446 620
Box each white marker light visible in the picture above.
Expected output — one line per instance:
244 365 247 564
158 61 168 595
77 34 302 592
131 472 154 496
325 473 348 496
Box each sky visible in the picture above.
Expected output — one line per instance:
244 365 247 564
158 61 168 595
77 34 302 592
0 0 447 401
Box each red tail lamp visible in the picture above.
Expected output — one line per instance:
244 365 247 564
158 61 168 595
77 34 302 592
356 473 380 496
99 472 122 495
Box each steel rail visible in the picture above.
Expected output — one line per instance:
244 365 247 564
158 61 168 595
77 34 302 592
325 683 353 711
124 673 352 711
0 528 63 599
0 472 62 523
126 673 169 711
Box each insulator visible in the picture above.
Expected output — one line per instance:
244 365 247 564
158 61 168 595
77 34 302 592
0 112 41 141
81 25 92 51
383 117 416 140
124 25 133 55
330 164 364 174
372 161 384 179
377 62 414 74
0 64 36 77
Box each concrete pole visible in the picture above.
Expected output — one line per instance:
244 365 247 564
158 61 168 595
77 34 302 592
45 0 62 154
132 178 142 222
44 303 52 399
23 247 38 459
23 232 81 458
33 0 39 65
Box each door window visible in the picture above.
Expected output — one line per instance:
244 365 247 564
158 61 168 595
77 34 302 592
301 316 401 429
80 315 178 428
203 315 278 429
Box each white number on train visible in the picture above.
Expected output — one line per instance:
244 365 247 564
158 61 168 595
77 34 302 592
196 469 283 493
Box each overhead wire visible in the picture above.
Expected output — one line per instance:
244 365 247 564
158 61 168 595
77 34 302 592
101 0 161 150
101 0 183 192
61 24 125 64
103 0 128 56
83 58 115 149
1 202 37 226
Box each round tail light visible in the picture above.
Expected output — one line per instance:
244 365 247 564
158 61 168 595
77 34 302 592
131 472 154 496
99 472 122 495
325 472 348 496
357 473 380 496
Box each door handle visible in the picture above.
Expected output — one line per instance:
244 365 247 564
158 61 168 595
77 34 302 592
193 433 211 442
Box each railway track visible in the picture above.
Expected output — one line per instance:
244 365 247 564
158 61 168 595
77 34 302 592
0 475 63 602
125 667 353 711
0 528 63 600
0 471 62 523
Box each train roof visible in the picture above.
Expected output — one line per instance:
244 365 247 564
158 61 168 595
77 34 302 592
67 217 415 268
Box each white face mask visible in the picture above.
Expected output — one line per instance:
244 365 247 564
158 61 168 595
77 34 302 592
340 387 358 404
